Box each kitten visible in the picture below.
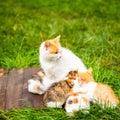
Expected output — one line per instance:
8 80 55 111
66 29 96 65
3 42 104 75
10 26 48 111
43 70 78 108
65 92 90 116
76 68 119 108
37 35 87 94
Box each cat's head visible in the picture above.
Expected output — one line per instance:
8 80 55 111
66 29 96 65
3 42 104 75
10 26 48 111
40 35 62 61
78 68 94 84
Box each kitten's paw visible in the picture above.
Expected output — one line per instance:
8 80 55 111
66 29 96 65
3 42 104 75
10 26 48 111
28 79 44 95
66 112 74 117
46 102 63 108
81 109 90 114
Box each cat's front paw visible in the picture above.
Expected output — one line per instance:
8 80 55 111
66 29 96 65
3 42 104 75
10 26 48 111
28 79 44 95
37 71 45 78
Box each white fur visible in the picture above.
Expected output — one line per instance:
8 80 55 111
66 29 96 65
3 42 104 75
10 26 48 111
85 82 97 100
65 94 90 116
28 77 54 94
28 79 44 94
72 78 88 93
39 39 87 93
46 101 63 108
72 80 97 101
40 46 87 81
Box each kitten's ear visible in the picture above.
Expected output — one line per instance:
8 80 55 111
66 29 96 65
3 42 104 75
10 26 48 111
55 35 61 42
87 68 92 74
74 69 78 76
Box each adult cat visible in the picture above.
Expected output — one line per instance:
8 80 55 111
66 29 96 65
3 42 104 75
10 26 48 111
28 35 87 94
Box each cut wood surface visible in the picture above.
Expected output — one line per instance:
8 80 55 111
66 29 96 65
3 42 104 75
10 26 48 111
0 68 44 110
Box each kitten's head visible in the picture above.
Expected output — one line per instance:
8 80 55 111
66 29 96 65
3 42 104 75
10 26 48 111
66 70 78 80
65 93 90 116
78 68 94 84
65 70 78 88
40 35 62 61
65 93 80 116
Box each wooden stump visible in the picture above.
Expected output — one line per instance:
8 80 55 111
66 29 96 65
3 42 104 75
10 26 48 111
0 68 44 110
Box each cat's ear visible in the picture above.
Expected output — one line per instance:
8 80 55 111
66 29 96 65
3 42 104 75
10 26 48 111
55 35 61 42
87 68 92 75
44 41 50 49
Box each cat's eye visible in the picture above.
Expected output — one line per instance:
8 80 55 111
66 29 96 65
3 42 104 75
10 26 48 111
68 100 73 104
54 51 59 54
54 51 58 54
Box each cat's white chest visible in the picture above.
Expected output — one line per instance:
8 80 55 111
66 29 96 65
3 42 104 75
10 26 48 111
40 46 87 81
46 64 60 78
42 60 66 81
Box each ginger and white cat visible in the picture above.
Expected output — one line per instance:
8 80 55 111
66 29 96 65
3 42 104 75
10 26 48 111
76 68 119 108
40 35 87 80
65 92 90 116
28 35 87 94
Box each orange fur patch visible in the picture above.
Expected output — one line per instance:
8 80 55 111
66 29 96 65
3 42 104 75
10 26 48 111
78 69 94 83
82 97 89 104
33 84 39 91
45 41 50 49
73 98 79 104
94 83 119 105
44 38 60 54
72 93 79 96
55 87 63 93
70 92 86 96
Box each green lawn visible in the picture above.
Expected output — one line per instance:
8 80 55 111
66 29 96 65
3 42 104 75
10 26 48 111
0 0 120 119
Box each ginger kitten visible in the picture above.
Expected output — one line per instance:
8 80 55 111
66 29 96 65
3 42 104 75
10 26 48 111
77 68 119 108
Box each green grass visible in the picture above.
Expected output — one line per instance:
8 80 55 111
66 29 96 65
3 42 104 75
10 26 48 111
0 0 120 119
0 106 120 120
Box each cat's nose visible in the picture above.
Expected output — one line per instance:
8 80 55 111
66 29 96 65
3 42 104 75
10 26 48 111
57 54 62 60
